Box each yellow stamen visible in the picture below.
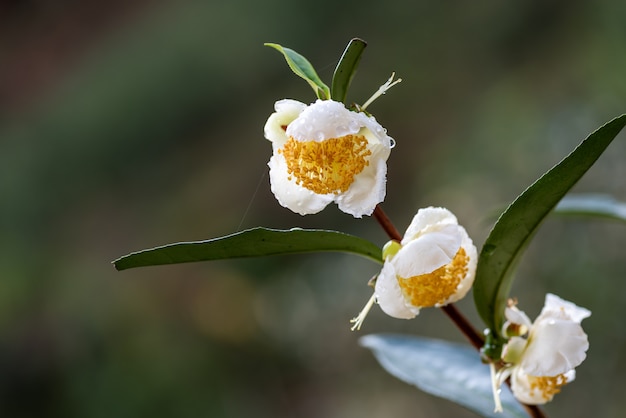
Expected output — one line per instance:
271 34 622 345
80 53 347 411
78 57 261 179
397 247 469 307
528 374 568 400
279 134 371 194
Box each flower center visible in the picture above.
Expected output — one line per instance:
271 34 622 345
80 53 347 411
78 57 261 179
279 134 371 194
528 374 568 400
397 247 469 307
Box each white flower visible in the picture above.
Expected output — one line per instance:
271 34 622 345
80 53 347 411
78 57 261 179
375 207 477 318
492 294 591 410
350 207 477 330
264 99 394 217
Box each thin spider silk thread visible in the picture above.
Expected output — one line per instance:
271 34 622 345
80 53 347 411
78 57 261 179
237 169 267 231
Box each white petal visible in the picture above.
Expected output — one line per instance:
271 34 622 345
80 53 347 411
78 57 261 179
392 225 462 279
540 293 591 324
374 262 419 319
511 367 576 405
504 305 533 329
441 231 477 305
286 100 362 142
510 367 550 405
401 207 459 245
268 154 333 215
354 111 394 148
563 369 575 383
521 316 589 376
263 99 307 146
502 336 528 364
336 145 388 217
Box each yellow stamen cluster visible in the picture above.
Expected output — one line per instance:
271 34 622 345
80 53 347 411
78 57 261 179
398 248 469 307
279 134 371 195
528 374 568 400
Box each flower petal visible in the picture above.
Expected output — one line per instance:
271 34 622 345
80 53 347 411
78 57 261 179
268 154 333 215
264 99 307 147
502 336 528 364
374 262 419 319
286 99 362 142
401 207 459 245
540 293 591 324
521 315 589 376
504 305 533 330
336 145 388 217
510 367 574 405
441 230 477 305
354 110 394 148
392 225 462 279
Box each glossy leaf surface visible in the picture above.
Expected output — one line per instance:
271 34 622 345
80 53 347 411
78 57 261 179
331 38 367 103
265 43 330 99
360 334 527 418
555 194 626 223
473 114 626 338
114 227 382 270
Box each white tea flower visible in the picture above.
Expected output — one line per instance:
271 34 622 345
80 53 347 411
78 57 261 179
351 207 477 330
375 207 477 318
492 294 591 410
264 99 394 217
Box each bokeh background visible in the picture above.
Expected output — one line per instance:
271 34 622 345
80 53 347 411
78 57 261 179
1 0 625 417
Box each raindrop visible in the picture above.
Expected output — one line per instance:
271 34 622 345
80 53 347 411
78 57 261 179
336 125 349 137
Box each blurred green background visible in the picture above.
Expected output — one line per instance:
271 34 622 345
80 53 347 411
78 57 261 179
1 0 625 417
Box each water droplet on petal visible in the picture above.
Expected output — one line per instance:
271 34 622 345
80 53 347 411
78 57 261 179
335 125 348 137
349 120 360 131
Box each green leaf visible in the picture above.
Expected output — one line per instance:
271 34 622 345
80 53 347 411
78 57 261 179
265 43 330 100
360 334 527 418
554 193 626 223
331 38 367 103
113 227 382 270
473 114 626 340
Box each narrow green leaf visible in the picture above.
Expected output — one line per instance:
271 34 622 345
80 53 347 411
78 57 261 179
113 227 382 270
554 193 626 224
265 43 331 100
360 334 527 418
473 114 626 339
331 38 367 103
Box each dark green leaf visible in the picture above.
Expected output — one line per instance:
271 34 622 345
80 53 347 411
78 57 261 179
554 194 626 223
473 114 626 340
331 38 367 103
113 227 382 270
360 334 527 418
265 43 330 100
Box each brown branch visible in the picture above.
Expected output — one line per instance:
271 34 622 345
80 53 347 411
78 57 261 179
441 304 484 350
373 205 402 241
521 403 547 418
